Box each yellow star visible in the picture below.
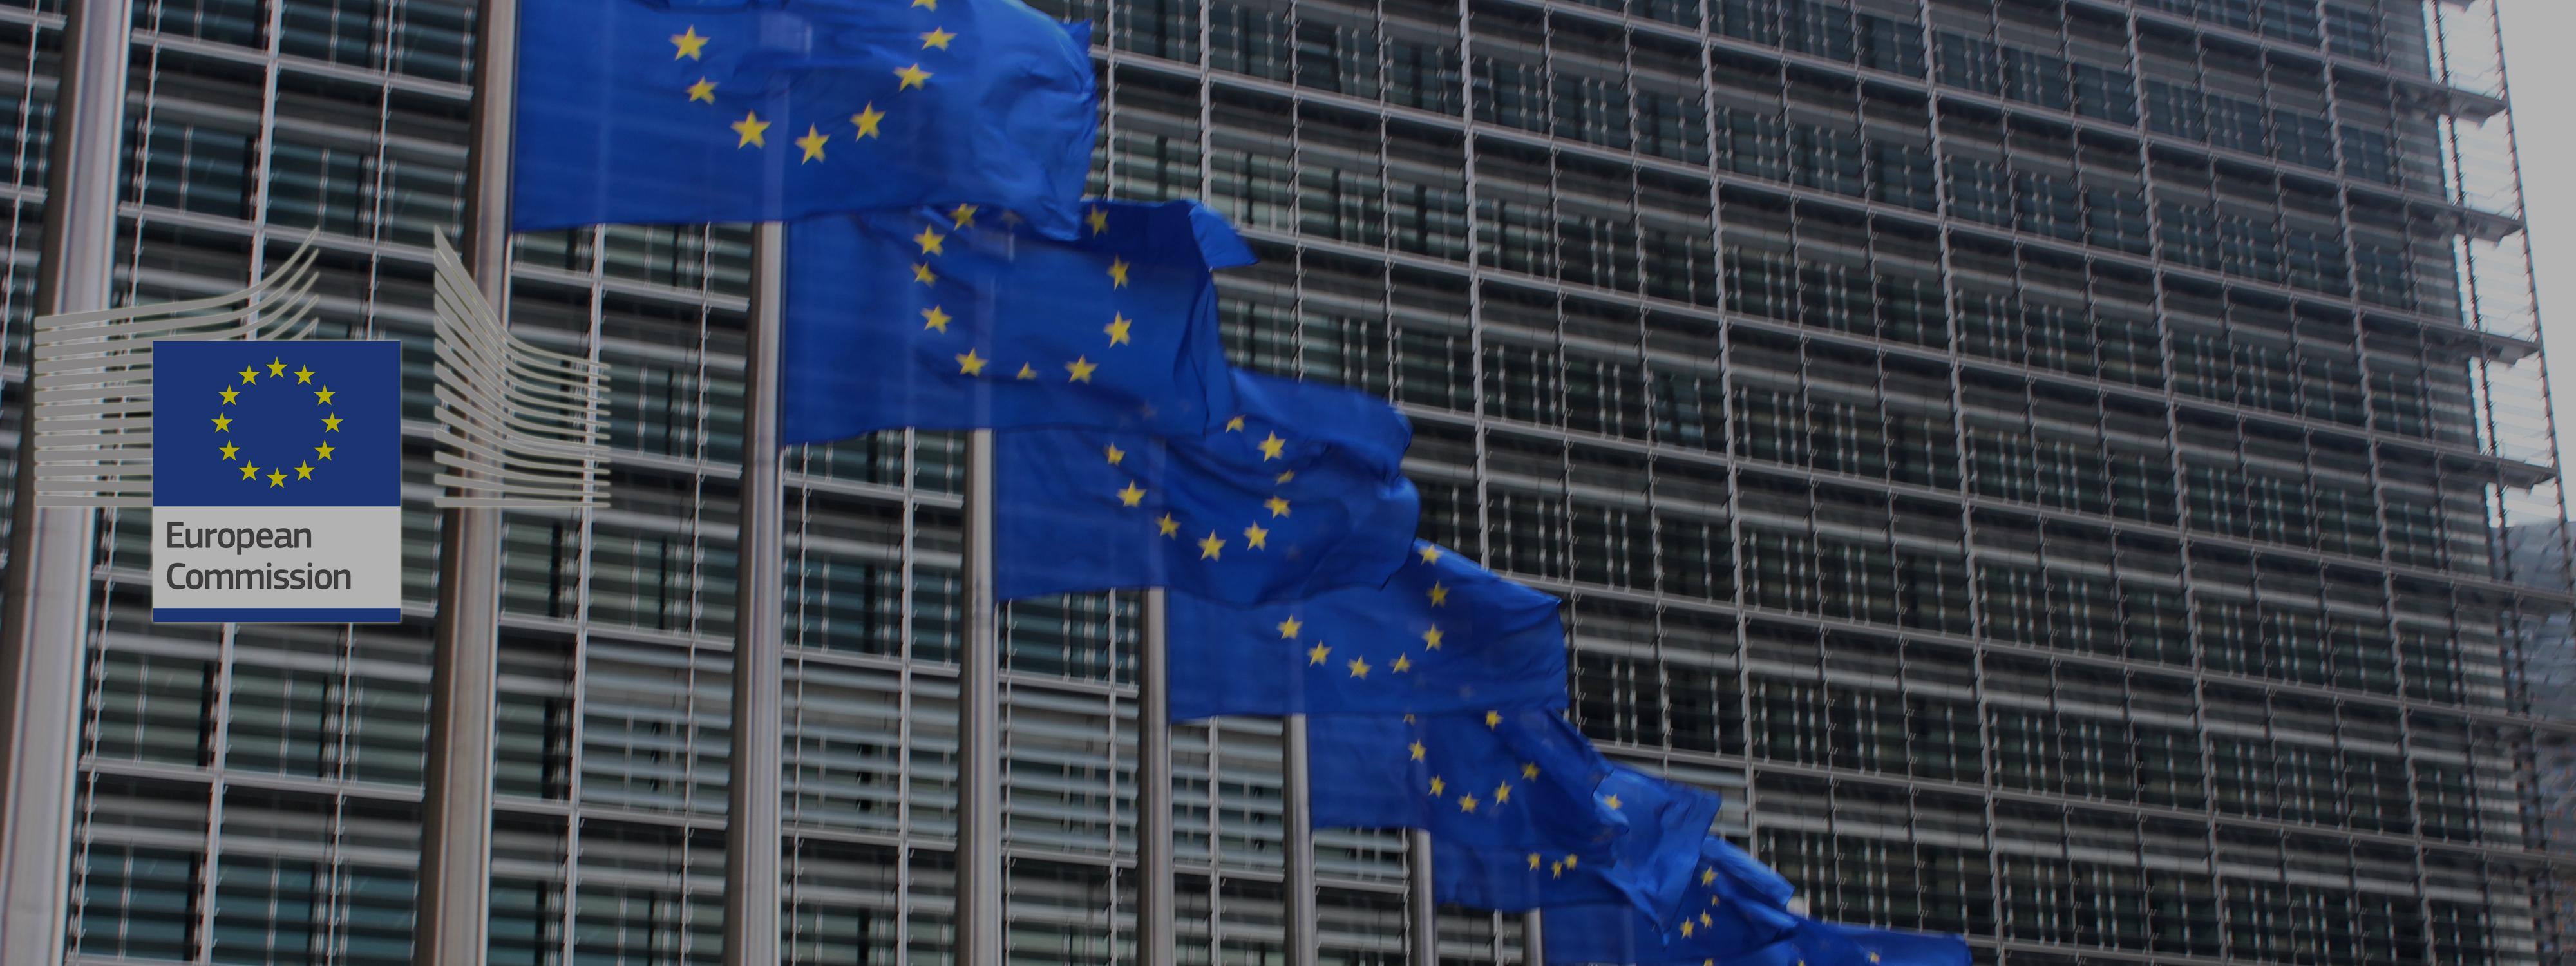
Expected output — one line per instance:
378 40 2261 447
1565 855 1578 869
1459 794 1479 813
1157 514 1179 537
1264 497 1291 518
1494 782 1511 804
1551 860 1564 878
1257 433 1285 460
1104 314 1132 345
293 366 314 384
1224 416 1245 432
1198 532 1224 560
853 104 886 138
1307 643 1330 665
1015 365 1037 380
1117 482 1146 507
1419 545 1442 564
895 63 933 90
218 386 239 404
239 464 260 481
913 226 945 254
949 204 977 228
237 365 259 384
1348 658 1370 678
687 78 717 103
1086 207 1110 234
314 386 335 405
1427 776 1443 796
1065 356 1097 383
1104 444 1126 465
1243 524 1269 549
1484 710 1501 728
314 442 334 460
920 306 952 332
1277 616 1302 639
795 125 829 162
911 0 934 8
1681 922 1696 939
731 111 770 147
1867 954 1880 964
322 413 343 432
266 358 285 377
212 414 233 432
218 442 239 460
920 26 957 49
1703 868 1718 886
1603 795 1622 810
294 462 315 480
1522 763 1539 779
267 470 287 488
1423 627 1444 650
1428 583 1449 606
955 349 987 375
1390 654 1412 673
1529 853 1542 870
1108 258 1130 287
913 263 937 285
1275 471 1295 484
1702 913 1715 929
1408 741 1425 761
670 25 709 59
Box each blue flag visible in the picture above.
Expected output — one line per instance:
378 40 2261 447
1541 837 1802 965
1166 542 1566 720
1309 710 1720 923
513 0 1099 238
995 370 1418 605
781 200 1249 444
1728 922 1973 966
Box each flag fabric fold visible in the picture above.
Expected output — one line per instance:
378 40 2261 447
781 200 1248 444
1165 540 1566 720
513 0 1100 237
1540 837 1803 964
995 369 1418 605
1308 709 1719 924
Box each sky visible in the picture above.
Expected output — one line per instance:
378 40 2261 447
2497 0 2576 470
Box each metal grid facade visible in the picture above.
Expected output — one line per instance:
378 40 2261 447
0 0 2565 962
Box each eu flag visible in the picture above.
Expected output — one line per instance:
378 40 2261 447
994 369 1418 605
781 200 1249 444
1165 541 1566 721
1728 922 1972 966
513 0 1099 238
1540 837 1802 965
1309 710 1721 923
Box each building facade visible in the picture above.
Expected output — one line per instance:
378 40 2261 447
0 0 2564 961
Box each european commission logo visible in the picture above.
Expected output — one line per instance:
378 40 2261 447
152 341 402 623
23 238 611 626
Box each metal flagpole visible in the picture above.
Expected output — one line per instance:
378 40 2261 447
1523 910 1544 965
1282 714 1318 966
1407 829 1437 962
1140 589 1174 966
0 1 128 961
957 429 1003 966
721 224 787 965
416 0 518 960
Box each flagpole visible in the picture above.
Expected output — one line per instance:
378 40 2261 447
0 1 127 962
416 0 517 960
958 429 1003 966
1141 588 1175 964
721 224 786 966
1523 910 1544 965
1407 829 1437 961
1282 714 1317 966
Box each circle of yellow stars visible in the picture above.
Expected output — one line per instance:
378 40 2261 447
214 355 344 488
1107 404 1308 571
1278 543 1452 679
669 7 956 162
914 204 1132 394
